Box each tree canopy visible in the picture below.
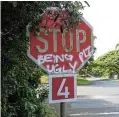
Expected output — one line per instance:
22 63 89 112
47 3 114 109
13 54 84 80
92 50 119 77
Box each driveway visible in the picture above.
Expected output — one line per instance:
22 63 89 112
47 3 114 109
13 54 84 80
66 79 119 117
77 79 119 96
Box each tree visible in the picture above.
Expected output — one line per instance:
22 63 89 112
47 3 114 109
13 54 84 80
78 36 97 77
1 1 87 116
115 43 119 50
92 50 119 78
78 56 94 77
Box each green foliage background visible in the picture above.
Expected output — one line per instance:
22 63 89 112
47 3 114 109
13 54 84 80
1 2 48 117
92 50 119 77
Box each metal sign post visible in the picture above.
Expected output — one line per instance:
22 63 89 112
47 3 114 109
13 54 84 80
60 102 65 117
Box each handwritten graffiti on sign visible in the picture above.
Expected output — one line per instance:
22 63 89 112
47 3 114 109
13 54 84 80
28 17 93 74
38 45 91 73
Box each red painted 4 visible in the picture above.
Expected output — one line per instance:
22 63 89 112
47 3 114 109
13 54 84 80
49 74 77 103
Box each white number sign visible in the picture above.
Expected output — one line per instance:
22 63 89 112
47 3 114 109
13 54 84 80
49 74 77 103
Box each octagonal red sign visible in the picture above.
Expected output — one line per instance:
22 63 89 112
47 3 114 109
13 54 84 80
27 12 93 74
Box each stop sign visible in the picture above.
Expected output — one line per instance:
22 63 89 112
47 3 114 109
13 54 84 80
27 11 93 74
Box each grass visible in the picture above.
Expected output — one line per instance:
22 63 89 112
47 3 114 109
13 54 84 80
40 75 48 84
77 78 92 85
40 75 92 85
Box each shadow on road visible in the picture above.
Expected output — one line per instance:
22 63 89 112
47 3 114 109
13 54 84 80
84 80 119 87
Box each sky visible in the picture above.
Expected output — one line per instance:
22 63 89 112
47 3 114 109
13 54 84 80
80 0 119 59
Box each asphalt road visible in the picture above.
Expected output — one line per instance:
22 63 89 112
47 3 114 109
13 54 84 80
66 79 119 117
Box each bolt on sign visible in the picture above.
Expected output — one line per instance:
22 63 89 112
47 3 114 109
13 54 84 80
27 7 94 75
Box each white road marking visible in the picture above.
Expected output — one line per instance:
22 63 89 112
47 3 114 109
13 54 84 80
92 95 118 99
78 94 119 99
69 112 119 116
